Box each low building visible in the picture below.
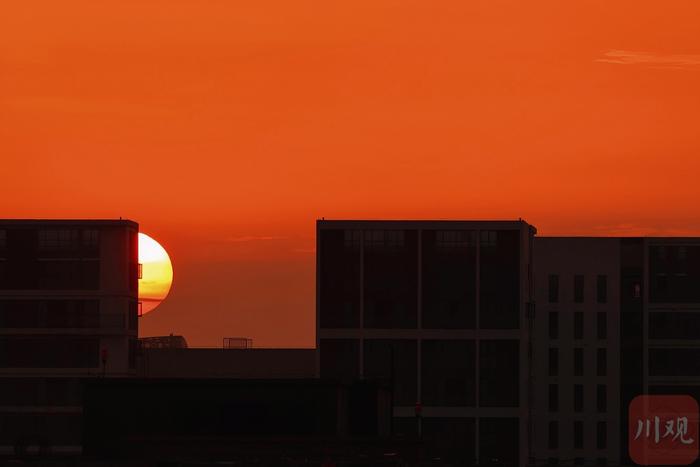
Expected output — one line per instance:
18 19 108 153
137 347 316 379
82 378 395 464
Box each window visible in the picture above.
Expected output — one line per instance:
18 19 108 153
479 230 497 246
422 230 477 329
597 275 608 303
549 312 558 339
421 340 472 406
574 312 583 339
436 230 476 250
38 229 80 252
319 339 359 382
549 348 559 376
597 312 607 339
82 229 99 248
633 282 641 299
597 348 607 376
364 346 420 412
574 348 584 376
574 275 585 303
0 337 99 368
574 384 583 412
479 230 520 329
549 384 558 412
597 421 607 449
343 229 361 249
364 229 405 250
548 274 559 303
548 421 558 449
0 299 100 328
479 340 519 407
597 384 607 412
650 312 700 339
364 230 418 328
574 421 583 449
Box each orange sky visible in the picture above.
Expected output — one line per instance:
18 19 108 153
2 1 700 347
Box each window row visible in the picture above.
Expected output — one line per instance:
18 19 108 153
0 337 100 368
0 299 99 328
0 260 100 290
548 420 608 450
320 338 519 407
0 377 83 406
549 347 607 377
548 311 607 340
548 383 608 413
38 229 99 253
320 229 521 330
548 274 608 304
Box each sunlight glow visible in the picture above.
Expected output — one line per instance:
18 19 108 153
138 232 173 315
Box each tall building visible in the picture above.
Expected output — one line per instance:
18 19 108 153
317 221 700 466
533 236 700 466
0 219 139 455
532 237 622 466
316 220 536 465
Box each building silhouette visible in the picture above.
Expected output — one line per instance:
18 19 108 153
2 217 700 466
0 219 139 455
533 236 700 466
316 220 537 466
317 220 700 466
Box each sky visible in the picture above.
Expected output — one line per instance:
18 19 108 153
2 1 700 347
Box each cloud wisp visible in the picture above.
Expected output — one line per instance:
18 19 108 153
595 50 700 69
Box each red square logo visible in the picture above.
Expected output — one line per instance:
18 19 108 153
629 395 699 465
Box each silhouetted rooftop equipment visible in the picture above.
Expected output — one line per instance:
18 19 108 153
223 337 253 349
140 334 188 349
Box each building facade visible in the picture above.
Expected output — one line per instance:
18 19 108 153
316 220 536 465
533 236 700 466
0 219 139 455
532 238 622 466
318 222 700 466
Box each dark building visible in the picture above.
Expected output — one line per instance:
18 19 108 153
316 220 537 465
533 236 700 466
0 219 139 455
82 378 394 463
138 347 316 379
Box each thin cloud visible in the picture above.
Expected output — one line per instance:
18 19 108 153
225 235 287 243
595 50 700 68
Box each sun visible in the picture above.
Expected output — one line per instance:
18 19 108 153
138 232 173 315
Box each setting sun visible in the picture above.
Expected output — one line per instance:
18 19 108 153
138 232 173 315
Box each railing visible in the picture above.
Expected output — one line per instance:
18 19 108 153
223 337 253 349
